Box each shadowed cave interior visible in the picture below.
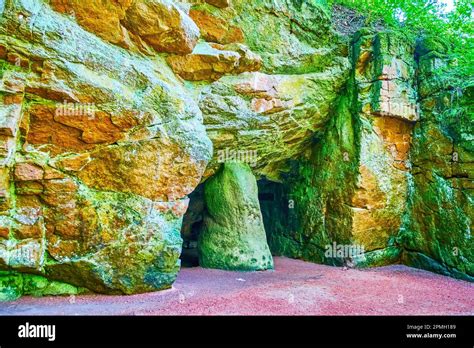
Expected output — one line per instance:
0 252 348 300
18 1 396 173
180 178 296 268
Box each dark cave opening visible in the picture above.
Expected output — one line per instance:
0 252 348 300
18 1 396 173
180 184 205 267
180 178 292 268
257 179 293 254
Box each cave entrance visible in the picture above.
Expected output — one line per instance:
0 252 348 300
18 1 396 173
180 178 289 267
180 184 205 267
257 179 291 253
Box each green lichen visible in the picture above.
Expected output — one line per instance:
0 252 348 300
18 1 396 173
261 83 365 266
396 38 473 280
199 162 273 271
0 271 86 300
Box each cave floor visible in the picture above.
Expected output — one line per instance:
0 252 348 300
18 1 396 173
1 257 472 315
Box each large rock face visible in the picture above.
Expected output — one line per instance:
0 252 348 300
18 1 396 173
398 38 473 281
260 30 417 267
199 163 273 270
0 0 472 300
350 31 417 258
259 30 473 277
0 0 211 297
49 0 200 54
191 0 351 180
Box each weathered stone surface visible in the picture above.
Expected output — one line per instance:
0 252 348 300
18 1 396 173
14 163 44 181
50 0 134 48
50 0 200 54
0 103 22 136
189 9 243 45
355 31 418 122
199 61 350 180
123 0 200 54
397 38 474 280
258 30 417 267
190 0 341 74
77 138 207 201
0 167 11 211
0 93 22 168
350 31 415 254
0 0 212 297
205 0 230 8
199 163 273 270
51 153 91 172
167 42 261 81
0 227 9 239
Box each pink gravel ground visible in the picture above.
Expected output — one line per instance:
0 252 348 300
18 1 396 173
0 257 472 315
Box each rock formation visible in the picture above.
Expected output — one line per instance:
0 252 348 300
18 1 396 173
0 0 211 299
199 162 273 270
0 0 472 300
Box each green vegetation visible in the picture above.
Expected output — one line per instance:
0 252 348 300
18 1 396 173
330 0 473 79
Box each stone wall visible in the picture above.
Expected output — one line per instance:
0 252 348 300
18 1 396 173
261 31 473 278
398 38 473 281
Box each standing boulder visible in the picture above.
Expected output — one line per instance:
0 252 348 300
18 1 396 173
199 163 273 271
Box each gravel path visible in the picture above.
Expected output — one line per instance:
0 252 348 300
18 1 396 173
1 257 472 315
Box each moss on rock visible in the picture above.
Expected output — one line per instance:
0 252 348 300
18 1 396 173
199 163 273 271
